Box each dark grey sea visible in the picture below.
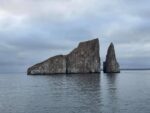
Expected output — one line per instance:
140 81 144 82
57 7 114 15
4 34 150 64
0 71 150 113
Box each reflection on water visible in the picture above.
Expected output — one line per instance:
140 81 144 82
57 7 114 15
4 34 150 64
102 73 119 113
0 71 150 113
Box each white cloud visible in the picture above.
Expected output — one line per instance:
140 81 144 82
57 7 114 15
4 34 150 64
0 0 98 20
0 10 26 31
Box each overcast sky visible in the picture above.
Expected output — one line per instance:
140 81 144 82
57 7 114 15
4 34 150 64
0 0 150 72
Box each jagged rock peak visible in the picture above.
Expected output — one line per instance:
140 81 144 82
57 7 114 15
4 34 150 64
103 42 120 73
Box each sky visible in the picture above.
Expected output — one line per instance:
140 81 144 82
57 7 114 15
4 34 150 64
0 0 150 72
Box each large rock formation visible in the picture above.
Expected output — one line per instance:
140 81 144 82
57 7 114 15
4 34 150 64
66 38 100 73
27 38 100 75
27 55 66 75
103 43 120 73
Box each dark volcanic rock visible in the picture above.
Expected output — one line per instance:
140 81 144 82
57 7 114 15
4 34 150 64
27 55 66 75
103 43 120 73
66 38 100 73
27 38 100 75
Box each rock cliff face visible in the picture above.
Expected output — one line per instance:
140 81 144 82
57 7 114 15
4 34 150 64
27 38 100 75
27 55 66 75
66 38 100 73
103 43 120 73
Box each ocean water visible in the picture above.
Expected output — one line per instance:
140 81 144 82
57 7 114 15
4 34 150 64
0 71 150 113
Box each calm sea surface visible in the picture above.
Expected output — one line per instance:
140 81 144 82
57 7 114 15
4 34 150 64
0 71 150 113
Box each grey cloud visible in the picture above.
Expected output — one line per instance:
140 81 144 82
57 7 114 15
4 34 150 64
0 0 150 72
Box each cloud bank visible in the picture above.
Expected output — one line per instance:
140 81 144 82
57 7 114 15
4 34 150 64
0 0 150 72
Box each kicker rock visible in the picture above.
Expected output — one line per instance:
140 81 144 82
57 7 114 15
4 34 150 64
27 38 100 75
103 43 120 73
66 38 100 73
27 55 66 75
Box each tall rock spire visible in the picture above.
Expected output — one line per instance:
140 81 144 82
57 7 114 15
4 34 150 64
103 43 120 73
